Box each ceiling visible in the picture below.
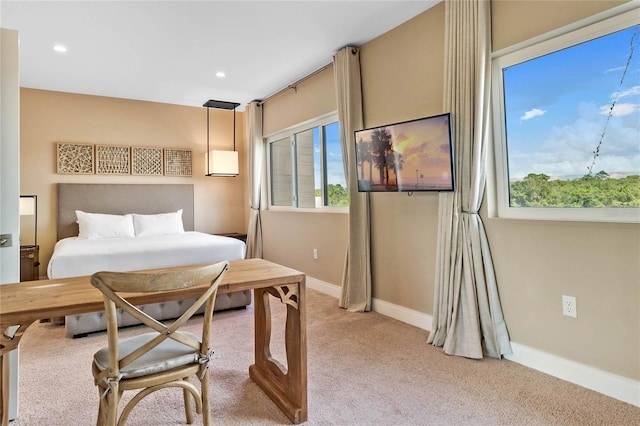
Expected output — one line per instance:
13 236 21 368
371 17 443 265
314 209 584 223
1 1 439 110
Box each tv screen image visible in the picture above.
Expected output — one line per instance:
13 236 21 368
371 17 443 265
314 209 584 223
354 113 454 192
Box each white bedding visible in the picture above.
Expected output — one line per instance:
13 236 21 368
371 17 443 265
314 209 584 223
48 231 245 279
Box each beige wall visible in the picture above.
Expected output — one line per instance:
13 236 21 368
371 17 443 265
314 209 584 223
492 0 630 51
260 7 446 305
489 0 639 380
260 66 348 286
260 0 639 383
262 211 347 285
20 89 248 274
262 66 337 136
360 3 445 311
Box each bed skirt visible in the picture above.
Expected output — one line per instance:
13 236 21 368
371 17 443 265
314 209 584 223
65 290 252 337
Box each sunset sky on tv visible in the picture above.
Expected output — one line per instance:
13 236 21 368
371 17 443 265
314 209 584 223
355 113 453 190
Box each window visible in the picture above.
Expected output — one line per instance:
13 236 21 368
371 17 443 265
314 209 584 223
268 114 348 210
491 6 639 222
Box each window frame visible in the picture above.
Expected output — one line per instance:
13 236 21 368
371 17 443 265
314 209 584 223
490 5 640 223
266 112 348 213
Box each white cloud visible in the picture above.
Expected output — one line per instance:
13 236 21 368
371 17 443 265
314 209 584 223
612 85 640 99
508 101 640 179
600 86 640 116
604 66 626 74
600 102 639 116
520 108 545 121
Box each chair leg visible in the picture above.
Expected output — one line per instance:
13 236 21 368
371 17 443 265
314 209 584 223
183 377 194 424
96 386 105 426
105 387 119 426
201 370 211 426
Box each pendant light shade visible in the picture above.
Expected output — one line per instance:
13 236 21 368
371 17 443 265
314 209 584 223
208 149 239 176
204 99 241 177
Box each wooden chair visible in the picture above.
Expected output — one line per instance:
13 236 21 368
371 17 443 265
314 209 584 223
90 261 229 426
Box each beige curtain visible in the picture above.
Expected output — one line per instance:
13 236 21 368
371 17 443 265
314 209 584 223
244 101 263 259
333 46 371 312
427 0 512 358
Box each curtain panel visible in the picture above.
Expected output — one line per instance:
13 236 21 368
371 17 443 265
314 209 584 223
245 101 264 259
333 46 372 312
427 0 512 358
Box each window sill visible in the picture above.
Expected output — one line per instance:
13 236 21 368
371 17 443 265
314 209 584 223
267 206 348 214
491 207 640 224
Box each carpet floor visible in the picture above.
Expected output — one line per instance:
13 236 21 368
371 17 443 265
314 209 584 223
12 288 639 425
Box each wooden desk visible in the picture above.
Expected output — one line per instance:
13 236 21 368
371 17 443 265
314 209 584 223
0 258 307 425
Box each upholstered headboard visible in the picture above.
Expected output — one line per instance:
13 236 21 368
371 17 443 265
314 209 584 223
57 183 195 240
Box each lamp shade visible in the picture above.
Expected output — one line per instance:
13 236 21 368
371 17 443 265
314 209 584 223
208 150 239 176
20 197 36 215
20 195 37 247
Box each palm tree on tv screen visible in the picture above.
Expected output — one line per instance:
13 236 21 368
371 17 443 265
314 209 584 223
385 150 404 186
371 128 392 186
356 137 373 184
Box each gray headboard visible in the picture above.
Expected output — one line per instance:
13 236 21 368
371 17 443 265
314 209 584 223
57 183 195 240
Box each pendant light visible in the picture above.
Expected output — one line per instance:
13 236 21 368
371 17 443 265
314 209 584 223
203 99 241 177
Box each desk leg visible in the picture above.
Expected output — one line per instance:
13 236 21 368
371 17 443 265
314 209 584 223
249 280 307 424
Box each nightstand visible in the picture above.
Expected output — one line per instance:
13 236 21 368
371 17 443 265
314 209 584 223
217 233 247 243
20 245 40 281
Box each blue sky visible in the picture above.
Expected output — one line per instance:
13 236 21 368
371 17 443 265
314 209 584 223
503 25 640 180
314 122 346 189
324 123 346 187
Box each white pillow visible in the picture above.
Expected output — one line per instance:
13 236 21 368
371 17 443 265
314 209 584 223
132 209 184 237
76 210 135 239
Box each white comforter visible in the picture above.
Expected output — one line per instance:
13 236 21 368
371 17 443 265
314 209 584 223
47 231 245 279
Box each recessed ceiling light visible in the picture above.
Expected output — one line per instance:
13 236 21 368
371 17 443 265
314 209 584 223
53 44 67 53
215 71 226 78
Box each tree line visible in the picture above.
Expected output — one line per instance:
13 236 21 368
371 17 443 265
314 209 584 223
509 172 640 207
315 184 349 206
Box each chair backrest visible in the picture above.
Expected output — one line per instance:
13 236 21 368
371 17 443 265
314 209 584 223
90 261 229 377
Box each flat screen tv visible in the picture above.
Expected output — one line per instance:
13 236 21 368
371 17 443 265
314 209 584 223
354 113 454 192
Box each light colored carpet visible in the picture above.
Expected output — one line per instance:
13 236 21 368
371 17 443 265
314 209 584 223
13 288 639 425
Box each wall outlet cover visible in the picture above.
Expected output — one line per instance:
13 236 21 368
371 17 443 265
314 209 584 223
562 295 577 318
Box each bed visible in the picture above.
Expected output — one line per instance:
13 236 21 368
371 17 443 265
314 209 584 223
48 183 251 337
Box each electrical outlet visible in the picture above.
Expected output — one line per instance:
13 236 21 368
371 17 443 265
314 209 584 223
562 295 577 318
313 248 318 260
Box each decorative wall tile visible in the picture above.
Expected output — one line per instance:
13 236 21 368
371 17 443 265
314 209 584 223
56 142 194 178
96 145 130 175
164 149 192 176
57 143 95 174
131 146 163 176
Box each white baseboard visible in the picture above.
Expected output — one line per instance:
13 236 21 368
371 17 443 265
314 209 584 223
306 276 342 299
371 296 433 331
306 277 433 330
505 342 640 408
306 275 640 408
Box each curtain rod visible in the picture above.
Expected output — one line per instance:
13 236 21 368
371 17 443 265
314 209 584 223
258 62 333 106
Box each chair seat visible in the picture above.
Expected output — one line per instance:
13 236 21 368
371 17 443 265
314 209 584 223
93 332 201 379
90 261 228 425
